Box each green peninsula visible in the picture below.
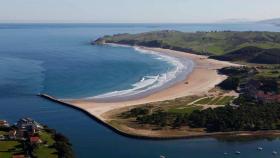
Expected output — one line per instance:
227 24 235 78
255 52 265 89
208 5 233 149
92 30 280 138
94 30 280 64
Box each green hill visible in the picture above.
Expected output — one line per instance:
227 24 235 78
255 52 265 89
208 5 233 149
211 46 280 64
94 30 280 56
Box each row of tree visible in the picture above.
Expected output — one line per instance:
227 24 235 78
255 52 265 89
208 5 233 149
188 99 280 132
134 99 280 132
45 127 75 158
136 111 189 128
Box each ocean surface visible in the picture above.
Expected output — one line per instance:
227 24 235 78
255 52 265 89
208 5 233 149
1 23 280 158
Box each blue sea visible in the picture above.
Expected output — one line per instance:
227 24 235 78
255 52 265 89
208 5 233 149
1 23 280 158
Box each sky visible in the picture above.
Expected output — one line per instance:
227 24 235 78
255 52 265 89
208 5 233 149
0 0 280 23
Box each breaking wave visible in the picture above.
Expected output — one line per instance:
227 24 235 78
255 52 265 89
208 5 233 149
90 45 194 101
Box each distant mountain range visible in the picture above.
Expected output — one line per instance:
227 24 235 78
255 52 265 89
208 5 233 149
216 19 255 24
259 18 280 26
217 18 280 26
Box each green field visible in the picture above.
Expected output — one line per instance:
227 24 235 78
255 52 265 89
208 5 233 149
0 141 22 158
168 105 203 114
193 96 235 105
194 97 213 104
33 131 58 158
216 96 236 105
0 129 59 158
95 30 280 56
256 67 280 78
0 131 7 135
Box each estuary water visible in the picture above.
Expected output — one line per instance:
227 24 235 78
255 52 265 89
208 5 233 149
0 23 280 158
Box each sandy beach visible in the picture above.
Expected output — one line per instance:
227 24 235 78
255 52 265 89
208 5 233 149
64 47 239 121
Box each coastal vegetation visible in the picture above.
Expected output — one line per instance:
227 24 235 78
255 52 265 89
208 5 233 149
0 118 74 158
218 66 280 97
114 65 279 133
94 30 280 137
193 96 235 105
211 46 280 64
116 93 234 129
94 30 280 64
189 101 280 132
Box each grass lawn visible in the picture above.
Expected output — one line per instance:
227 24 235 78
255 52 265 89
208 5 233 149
194 97 213 104
208 97 222 105
40 131 55 145
33 131 58 158
193 96 235 105
216 96 235 105
0 141 21 152
33 146 58 158
0 131 8 135
256 69 280 78
164 96 234 109
0 152 12 158
0 130 58 158
168 105 202 114
0 141 23 158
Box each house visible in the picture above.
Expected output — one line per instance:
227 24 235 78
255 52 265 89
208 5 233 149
242 79 280 103
17 129 27 140
0 135 5 140
256 91 280 103
16 118 43 136
30 136 42 144
12 154 25 158
16 118 43 129
0 120 10 127
9 130 17 139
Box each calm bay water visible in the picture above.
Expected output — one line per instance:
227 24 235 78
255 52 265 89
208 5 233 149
1 23 280 158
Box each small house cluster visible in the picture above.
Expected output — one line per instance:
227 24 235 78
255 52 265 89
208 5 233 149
0 120 10 127
7 118 43 142
0 118 44 158
241 79 280 103
255 91 280 103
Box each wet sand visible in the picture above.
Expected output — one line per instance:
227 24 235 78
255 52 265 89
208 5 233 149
65 47 239 120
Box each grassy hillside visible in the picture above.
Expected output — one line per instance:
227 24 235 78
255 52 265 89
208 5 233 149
211 46 280 64
94 30 280 55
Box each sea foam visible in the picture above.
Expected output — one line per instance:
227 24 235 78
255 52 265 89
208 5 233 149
90 45 194 101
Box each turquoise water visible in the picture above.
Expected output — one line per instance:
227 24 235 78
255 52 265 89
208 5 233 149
1 23 280 158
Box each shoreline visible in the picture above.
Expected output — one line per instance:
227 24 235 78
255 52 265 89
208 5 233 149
40 94 280 140
66 46 239 120
85 44 195 102
42 45 243 139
